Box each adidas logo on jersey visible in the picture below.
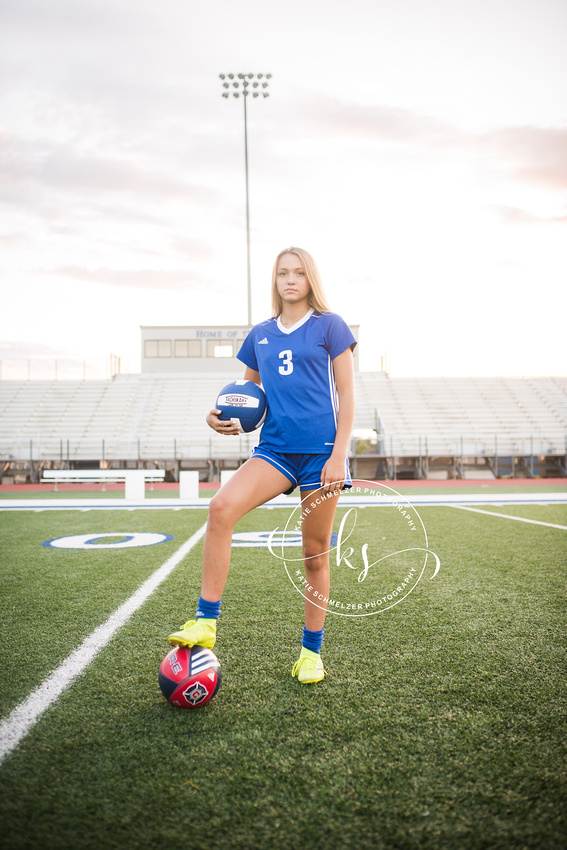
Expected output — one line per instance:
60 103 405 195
258 337 269 344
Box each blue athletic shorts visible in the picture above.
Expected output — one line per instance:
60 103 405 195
250 447 352 495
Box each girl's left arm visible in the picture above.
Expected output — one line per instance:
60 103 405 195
321 347 356 492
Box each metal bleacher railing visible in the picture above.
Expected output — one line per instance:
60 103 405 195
1 368 566 481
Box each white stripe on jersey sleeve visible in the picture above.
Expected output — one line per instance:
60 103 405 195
327 355 339 427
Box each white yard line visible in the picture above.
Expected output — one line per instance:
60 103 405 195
450 504 567 530
0 522 207 765
1 492 566 511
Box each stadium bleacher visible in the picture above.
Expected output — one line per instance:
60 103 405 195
1 371 565 481
356 373 566 455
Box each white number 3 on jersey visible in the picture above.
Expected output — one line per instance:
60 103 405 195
278 349 294 375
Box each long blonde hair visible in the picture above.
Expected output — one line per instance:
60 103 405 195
271 246 331 317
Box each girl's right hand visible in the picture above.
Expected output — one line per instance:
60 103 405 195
206 408 240 435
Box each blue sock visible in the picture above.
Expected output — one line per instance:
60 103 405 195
196 596 221 619
302 626 324 653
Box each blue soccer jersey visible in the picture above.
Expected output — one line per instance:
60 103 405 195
236 310 357 453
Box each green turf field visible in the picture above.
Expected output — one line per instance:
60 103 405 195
0 494 565 849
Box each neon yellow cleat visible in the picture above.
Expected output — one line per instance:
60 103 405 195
168 618 217 649
292 647 325 684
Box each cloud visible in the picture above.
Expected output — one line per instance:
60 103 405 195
0 133 219 207
479 126 567 190
297 97 454 146
1 0 112 31
489 205 567 224
170 237 218 262
38 266 218 291
0 340 77 358
292 97 567 193
0 231 30 248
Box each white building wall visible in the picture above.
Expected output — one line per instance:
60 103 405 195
141 324 360 373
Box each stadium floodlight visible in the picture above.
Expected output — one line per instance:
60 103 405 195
219 72 272 327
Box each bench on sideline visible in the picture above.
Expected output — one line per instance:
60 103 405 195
42 469 166 499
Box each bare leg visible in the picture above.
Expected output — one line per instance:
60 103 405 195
200 458 291 601
299 488 341 631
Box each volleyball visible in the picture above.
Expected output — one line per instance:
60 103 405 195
216 379 267 433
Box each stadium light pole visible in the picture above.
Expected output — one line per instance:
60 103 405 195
220 72 271 327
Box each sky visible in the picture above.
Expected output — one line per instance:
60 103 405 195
1 0 566 377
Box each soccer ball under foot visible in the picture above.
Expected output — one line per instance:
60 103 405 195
159 645 221 709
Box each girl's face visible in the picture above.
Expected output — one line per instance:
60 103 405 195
275 253 311 306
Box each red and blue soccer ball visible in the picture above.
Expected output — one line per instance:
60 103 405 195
159 645 222 709
216 379 267 433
